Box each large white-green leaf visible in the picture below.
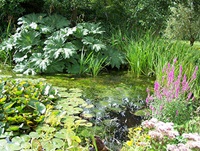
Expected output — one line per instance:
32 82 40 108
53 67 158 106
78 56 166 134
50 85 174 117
54 43 76 59
60 27 76 37
13 52 28 63
15 30 40 52
18 13 46 26
30 53 50 71
92 40 106 52
0 38 15 52
23 68 37 75
82 36 94 45
46 60 66 73
103 48 126 68
78 22 104 34
82 37 106 51
43 14 70 29
13 62 33 74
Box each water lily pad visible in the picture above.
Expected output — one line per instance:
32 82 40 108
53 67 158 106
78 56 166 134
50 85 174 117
52 138 64 148
12 136 22 143
81 113 93 119
21 142 31 149
29 132 40 139
43 141 54 150
20 135 31 142
0 139 7 146
134 108 149 116
7 143 21 151
69 88 82 93
31 139 42 150
56 87 68 92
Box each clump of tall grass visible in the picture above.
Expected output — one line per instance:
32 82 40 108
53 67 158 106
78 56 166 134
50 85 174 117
119 31 200 81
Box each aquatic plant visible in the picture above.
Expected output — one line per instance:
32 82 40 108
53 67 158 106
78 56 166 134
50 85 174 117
0 87 94 151
146 59 198 124
0 78 59 135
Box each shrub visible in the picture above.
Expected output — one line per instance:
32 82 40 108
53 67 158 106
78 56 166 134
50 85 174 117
0 13 124 75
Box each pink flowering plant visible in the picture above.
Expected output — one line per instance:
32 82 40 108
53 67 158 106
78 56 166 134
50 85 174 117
146 59 198 124
122 118 200 151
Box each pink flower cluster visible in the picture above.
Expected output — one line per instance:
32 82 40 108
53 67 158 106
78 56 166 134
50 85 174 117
142 119 200 151
167 143 190 151
146 60 198 104
146 59 198 117
183 133 200 149
167 137 200 151
142 118 179 140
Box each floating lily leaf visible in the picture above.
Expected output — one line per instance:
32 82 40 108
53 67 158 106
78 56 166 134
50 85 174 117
12 136 22 143
52 138 64 149
134 109 149 116
62 116 75 128
5 143 21 151
31 138 43 150
54 129 67 139
20 135 31 142
29 132 40 139
69 88 83 93
42 141 54 151
75 119 88 126
81 113 93 119
21 142 31 149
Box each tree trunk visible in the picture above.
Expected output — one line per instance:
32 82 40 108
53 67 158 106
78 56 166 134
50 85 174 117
71 7 77 27
190 36 195 46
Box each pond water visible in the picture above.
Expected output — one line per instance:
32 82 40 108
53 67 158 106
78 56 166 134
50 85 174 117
1 69 155 150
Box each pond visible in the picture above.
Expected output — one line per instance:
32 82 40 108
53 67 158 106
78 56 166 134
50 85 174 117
1 68 155 150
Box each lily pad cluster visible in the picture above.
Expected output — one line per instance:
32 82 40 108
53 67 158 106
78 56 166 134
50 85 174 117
0 85 95 151
0 78 59 135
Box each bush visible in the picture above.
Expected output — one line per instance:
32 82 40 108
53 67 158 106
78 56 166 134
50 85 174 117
0 13 124 76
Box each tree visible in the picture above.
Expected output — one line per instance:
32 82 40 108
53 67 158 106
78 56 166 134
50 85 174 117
164 2 200 46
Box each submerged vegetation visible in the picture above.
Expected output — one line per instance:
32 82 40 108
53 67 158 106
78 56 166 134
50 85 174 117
0 0 200 150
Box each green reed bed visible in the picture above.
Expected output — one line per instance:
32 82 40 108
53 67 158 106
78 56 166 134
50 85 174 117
118 32 200 81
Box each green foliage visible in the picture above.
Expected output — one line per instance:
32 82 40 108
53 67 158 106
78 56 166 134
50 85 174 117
164 3 200 45
123 0 173 32
121 119 200 151
0 13 123 75
0 78 59 135
146 61 198 125
0 86 94 151
121 31 200 80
